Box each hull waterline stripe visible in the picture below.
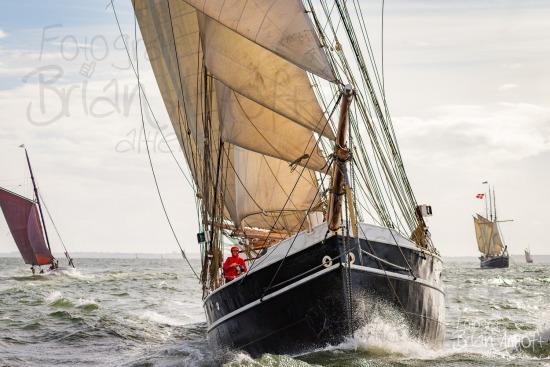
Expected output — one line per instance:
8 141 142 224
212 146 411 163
349 264 445 294
360 249 410 272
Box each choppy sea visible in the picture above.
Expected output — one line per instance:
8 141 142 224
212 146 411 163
0 256 549 366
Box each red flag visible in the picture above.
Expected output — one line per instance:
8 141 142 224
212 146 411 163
476 193 484 199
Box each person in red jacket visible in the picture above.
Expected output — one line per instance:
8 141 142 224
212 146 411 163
223 246 247 282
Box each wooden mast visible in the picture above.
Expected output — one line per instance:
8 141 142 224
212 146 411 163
22 147 52 253
327 85 354 232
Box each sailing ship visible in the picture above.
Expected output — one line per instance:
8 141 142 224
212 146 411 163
0 146 75 274
525 245 533 263
131 0 444 358
474 184 510 269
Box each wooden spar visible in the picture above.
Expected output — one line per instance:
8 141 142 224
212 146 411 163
327 85 354 232
207 221 288 249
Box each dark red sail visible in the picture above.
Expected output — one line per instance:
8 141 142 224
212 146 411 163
0 187 54 265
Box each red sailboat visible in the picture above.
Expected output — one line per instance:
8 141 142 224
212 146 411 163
0 146 75 274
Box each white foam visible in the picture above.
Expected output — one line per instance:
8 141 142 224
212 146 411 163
45 290 63 304
138 310 186 327
486 276 514 286
341 317 439 359
312 297 443 359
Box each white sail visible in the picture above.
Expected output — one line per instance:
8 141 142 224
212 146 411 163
234 147 322 232
183 0 335 81
216 81 328 172
135 0 214 185
135 0 332 233
198 13 334 140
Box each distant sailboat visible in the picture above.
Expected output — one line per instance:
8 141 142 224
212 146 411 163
0 146 75 274
474 183 510 269
524 246 533 263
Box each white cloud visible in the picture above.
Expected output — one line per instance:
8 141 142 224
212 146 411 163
497 83 518 92
392 102 550 257
503 62 523 70
414 41 429 47
0 29 7 39
396 103 550 166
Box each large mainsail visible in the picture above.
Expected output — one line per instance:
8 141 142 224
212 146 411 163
474 214 503 256
0 187 54 265
134 0 333 235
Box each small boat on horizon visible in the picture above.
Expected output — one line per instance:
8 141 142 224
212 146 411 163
0 145 75 275
525 245 534 263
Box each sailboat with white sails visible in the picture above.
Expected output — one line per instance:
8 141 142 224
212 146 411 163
474 183 510 269
130 0 445 358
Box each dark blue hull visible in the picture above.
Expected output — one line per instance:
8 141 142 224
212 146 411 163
204 226 445 359
480 255 509 268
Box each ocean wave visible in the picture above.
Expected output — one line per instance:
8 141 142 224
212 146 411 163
486 276 514 286
75 298 100 311
224 352 314 366
138 310 186 327
514 327 550 358
45 290 64 304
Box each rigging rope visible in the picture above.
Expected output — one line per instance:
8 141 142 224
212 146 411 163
109 1 195 191
243 94 343 280
37 191 74 267
127 0 199 281
382 0 385 93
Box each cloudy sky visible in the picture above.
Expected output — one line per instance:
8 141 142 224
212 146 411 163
0 1 548 258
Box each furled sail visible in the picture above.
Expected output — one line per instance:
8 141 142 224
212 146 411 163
0 187 54 265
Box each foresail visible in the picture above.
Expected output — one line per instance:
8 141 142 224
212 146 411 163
183 0 335 81
0 187 54 265
473 217 482 252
